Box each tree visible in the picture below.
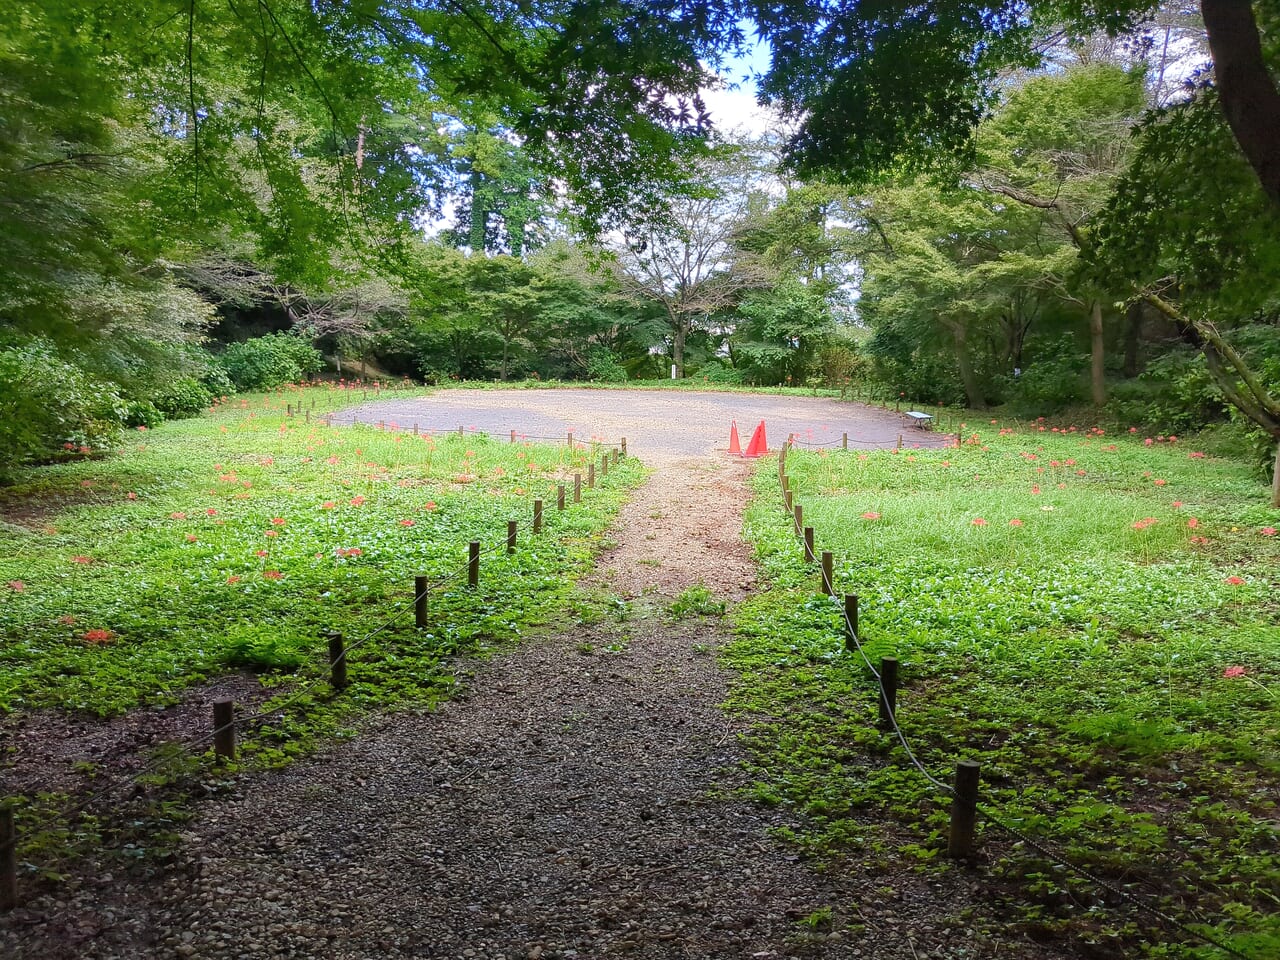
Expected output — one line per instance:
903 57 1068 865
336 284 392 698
609 145 774 378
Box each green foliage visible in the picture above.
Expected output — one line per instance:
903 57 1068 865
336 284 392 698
730 428 1280 952
0 338 125 476
153 378 216 420
0 389 643 719
735 278 837 386
667 584 725 620
1003 336 1088 416
584 351 630 383
217 334 323 392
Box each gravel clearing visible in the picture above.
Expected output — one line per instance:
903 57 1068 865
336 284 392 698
2 392 1056 959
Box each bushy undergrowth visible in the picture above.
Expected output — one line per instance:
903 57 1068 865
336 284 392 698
730 425 1279 958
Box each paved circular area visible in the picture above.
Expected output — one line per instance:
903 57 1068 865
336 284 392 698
326 388 951 459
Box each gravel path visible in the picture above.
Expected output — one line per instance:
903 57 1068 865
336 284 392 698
2 393 1052 960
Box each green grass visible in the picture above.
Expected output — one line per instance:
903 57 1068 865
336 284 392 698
729 425 1280 959
0 387 641 726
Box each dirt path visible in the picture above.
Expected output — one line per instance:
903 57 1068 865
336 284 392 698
3 395 1026 959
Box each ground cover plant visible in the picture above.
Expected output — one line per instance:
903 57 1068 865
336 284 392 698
0 385 640 874
730 424 1280 959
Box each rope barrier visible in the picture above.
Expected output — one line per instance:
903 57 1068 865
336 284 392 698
778 441 1259 960
2 432 631 913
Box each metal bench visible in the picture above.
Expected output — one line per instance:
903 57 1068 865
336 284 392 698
905 411 933 429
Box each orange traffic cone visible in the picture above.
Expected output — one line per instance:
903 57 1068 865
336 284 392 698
743 421 768 458
728 420 741 454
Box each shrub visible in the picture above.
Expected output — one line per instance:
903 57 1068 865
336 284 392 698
153 377 215 418
585 351 629 383
694 361 745 384
1004 337 1087 416
0 338 125 477
218 333 323 391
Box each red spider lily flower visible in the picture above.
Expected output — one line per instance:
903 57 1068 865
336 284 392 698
423 501 437 511
1188 451 1206 459
1189 536 1210 545
1131 518 1158 531
321 501 336 510
170 512 187 520
1143 438 1153 446
63 442 76 450
264 530 279 538
1064 459 1076 466
336 547 363 558
270 517 286 526
1261 527 1277 537
126 492 137 500
58 615 77 625
70 555 93 564
254 549 268 558
1223 666 1248 678
1224 575 1245 585
205 508 218 516
1154 478 1167 486
262 570 283 580
136 425 148 431
1009 519 1024 527
6 580 25 592
350 494 367 506
1031 485 1041 495
226 575 242 584
185 534 198 543
79 480 92 488
1050 460 1061 468
1172 501 1183 508
83 628 116 644
399 519 415 527
861 511 881 520
260 457 274 466
970 518 988 527
1187 518 1200 529
1129 426 1138 433
1168 435 1178 442
242 481 252 488
327 456 340 465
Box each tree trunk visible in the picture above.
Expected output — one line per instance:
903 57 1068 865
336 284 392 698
1090 300 1107 406
501 337 509 381
1123 301 1143 378
1272 437 1280 508
1201 0 1280 208
673 321 686 379
951 324 986 410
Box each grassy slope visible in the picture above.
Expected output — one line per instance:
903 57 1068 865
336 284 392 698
729 424 1279 958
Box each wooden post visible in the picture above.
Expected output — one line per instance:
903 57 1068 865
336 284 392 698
878 656 899 729
574 473 582 504
533 499 544 534
412 423 418 435
948 761 982 859
458 425 464 437
601 455 609 478
821 551 834 595
507 520 518 554
568 431 574 448
213 699 236 761
620 437 627 456
510 429 516 444
1 803 15 912
844 594 859 651
842 431 848 450
326 631 347 691
415 576 429 629
588 462 596 488
896 434 903 451
611 448 619 465
793 503 803 537
377 420 385 431
557 484 566 511
784 489 793 512
287 403 293 417
468 540 480 587
305 409 310 424
803 526 815 563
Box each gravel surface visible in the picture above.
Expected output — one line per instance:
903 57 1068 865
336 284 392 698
2 392 1058 960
